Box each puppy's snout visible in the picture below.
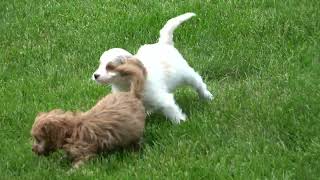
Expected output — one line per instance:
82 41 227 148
94 74 100 79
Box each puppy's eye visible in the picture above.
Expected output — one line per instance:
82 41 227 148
106 63 116 70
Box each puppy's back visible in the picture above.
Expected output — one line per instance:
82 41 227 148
76 93 145 151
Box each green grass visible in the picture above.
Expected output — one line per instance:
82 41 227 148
1 0 320 179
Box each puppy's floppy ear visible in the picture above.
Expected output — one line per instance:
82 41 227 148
41 120 57 137
42 121 51 135
127 58 147 76
41 120 61 144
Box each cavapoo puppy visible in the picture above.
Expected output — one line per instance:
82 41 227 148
31 59 146 168
92 12 213 124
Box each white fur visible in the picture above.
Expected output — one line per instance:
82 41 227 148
92 12 213 124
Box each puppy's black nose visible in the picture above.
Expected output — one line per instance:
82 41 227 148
94 74 100 79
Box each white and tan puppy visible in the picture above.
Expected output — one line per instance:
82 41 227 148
92 13 213 124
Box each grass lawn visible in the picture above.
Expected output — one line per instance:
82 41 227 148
1 0 319 179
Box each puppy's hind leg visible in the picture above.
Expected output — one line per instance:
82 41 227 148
156 92 186 124
184 68 213 100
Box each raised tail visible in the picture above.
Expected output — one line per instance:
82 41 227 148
114 58 147 99
158 12 196 45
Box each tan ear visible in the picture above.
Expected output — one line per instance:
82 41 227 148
42 121 51 135
42 120 59 137
126 58 147 77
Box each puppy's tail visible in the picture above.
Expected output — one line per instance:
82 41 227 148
158 12 196 45
114 58 147 99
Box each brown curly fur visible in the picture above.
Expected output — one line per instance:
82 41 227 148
31 58 146 168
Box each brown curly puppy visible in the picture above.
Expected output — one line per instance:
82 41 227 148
31 58 146 168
